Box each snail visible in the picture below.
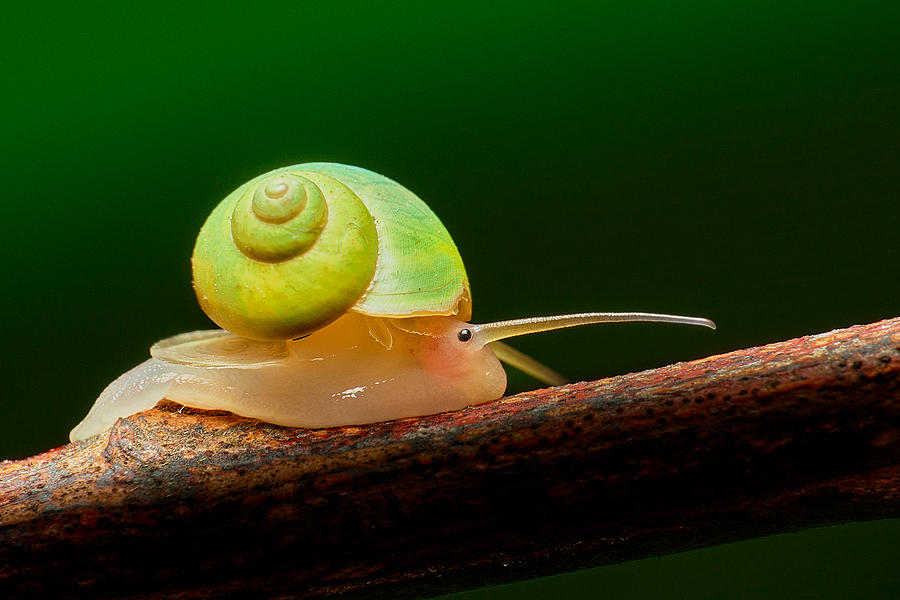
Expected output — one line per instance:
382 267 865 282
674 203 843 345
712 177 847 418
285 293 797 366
69 163 715 442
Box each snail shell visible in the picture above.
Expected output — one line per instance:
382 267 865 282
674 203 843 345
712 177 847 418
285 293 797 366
192 163 472 341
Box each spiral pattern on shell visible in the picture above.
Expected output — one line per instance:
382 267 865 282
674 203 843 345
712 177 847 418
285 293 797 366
192 168 379 341
231 173 328 263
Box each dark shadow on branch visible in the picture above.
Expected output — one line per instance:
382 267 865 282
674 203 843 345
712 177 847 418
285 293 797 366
1 317 899 599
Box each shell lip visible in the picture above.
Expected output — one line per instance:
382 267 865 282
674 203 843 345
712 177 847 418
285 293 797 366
351 287 473 322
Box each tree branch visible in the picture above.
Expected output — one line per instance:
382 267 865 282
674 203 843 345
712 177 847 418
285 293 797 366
2 318 899 599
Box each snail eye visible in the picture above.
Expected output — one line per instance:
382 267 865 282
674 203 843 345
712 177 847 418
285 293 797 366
457 328 473 342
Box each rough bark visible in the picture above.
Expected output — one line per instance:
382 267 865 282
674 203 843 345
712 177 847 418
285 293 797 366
1 317 899 599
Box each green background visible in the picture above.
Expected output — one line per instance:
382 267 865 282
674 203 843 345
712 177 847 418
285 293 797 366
2 2 898 598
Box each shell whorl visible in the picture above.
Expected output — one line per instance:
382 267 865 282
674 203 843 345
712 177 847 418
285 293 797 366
192 169 378 341
231 173 327 263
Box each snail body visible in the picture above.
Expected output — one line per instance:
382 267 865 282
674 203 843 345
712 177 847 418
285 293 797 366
70 163 715 442
69 314 505 440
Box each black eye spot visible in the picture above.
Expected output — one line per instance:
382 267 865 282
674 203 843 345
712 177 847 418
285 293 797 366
457 328 473 342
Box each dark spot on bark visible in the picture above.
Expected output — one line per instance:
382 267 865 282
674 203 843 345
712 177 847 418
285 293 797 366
859 371 891 384
665 399 674 406
706 393 717 400
682 398 691 404
694 397 704 404
852 361 863 369
739 390 748 396
879 355 891 363
616 407 623 413
724 395 732 401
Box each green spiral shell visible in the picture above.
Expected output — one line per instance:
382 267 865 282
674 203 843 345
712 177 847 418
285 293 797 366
230 174 328 262
192 163 471 341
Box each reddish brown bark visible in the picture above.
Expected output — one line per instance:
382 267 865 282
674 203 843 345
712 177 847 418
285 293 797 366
1 317 899 599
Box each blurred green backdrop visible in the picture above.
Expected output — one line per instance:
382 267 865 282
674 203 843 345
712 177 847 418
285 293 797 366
2 1 898 598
